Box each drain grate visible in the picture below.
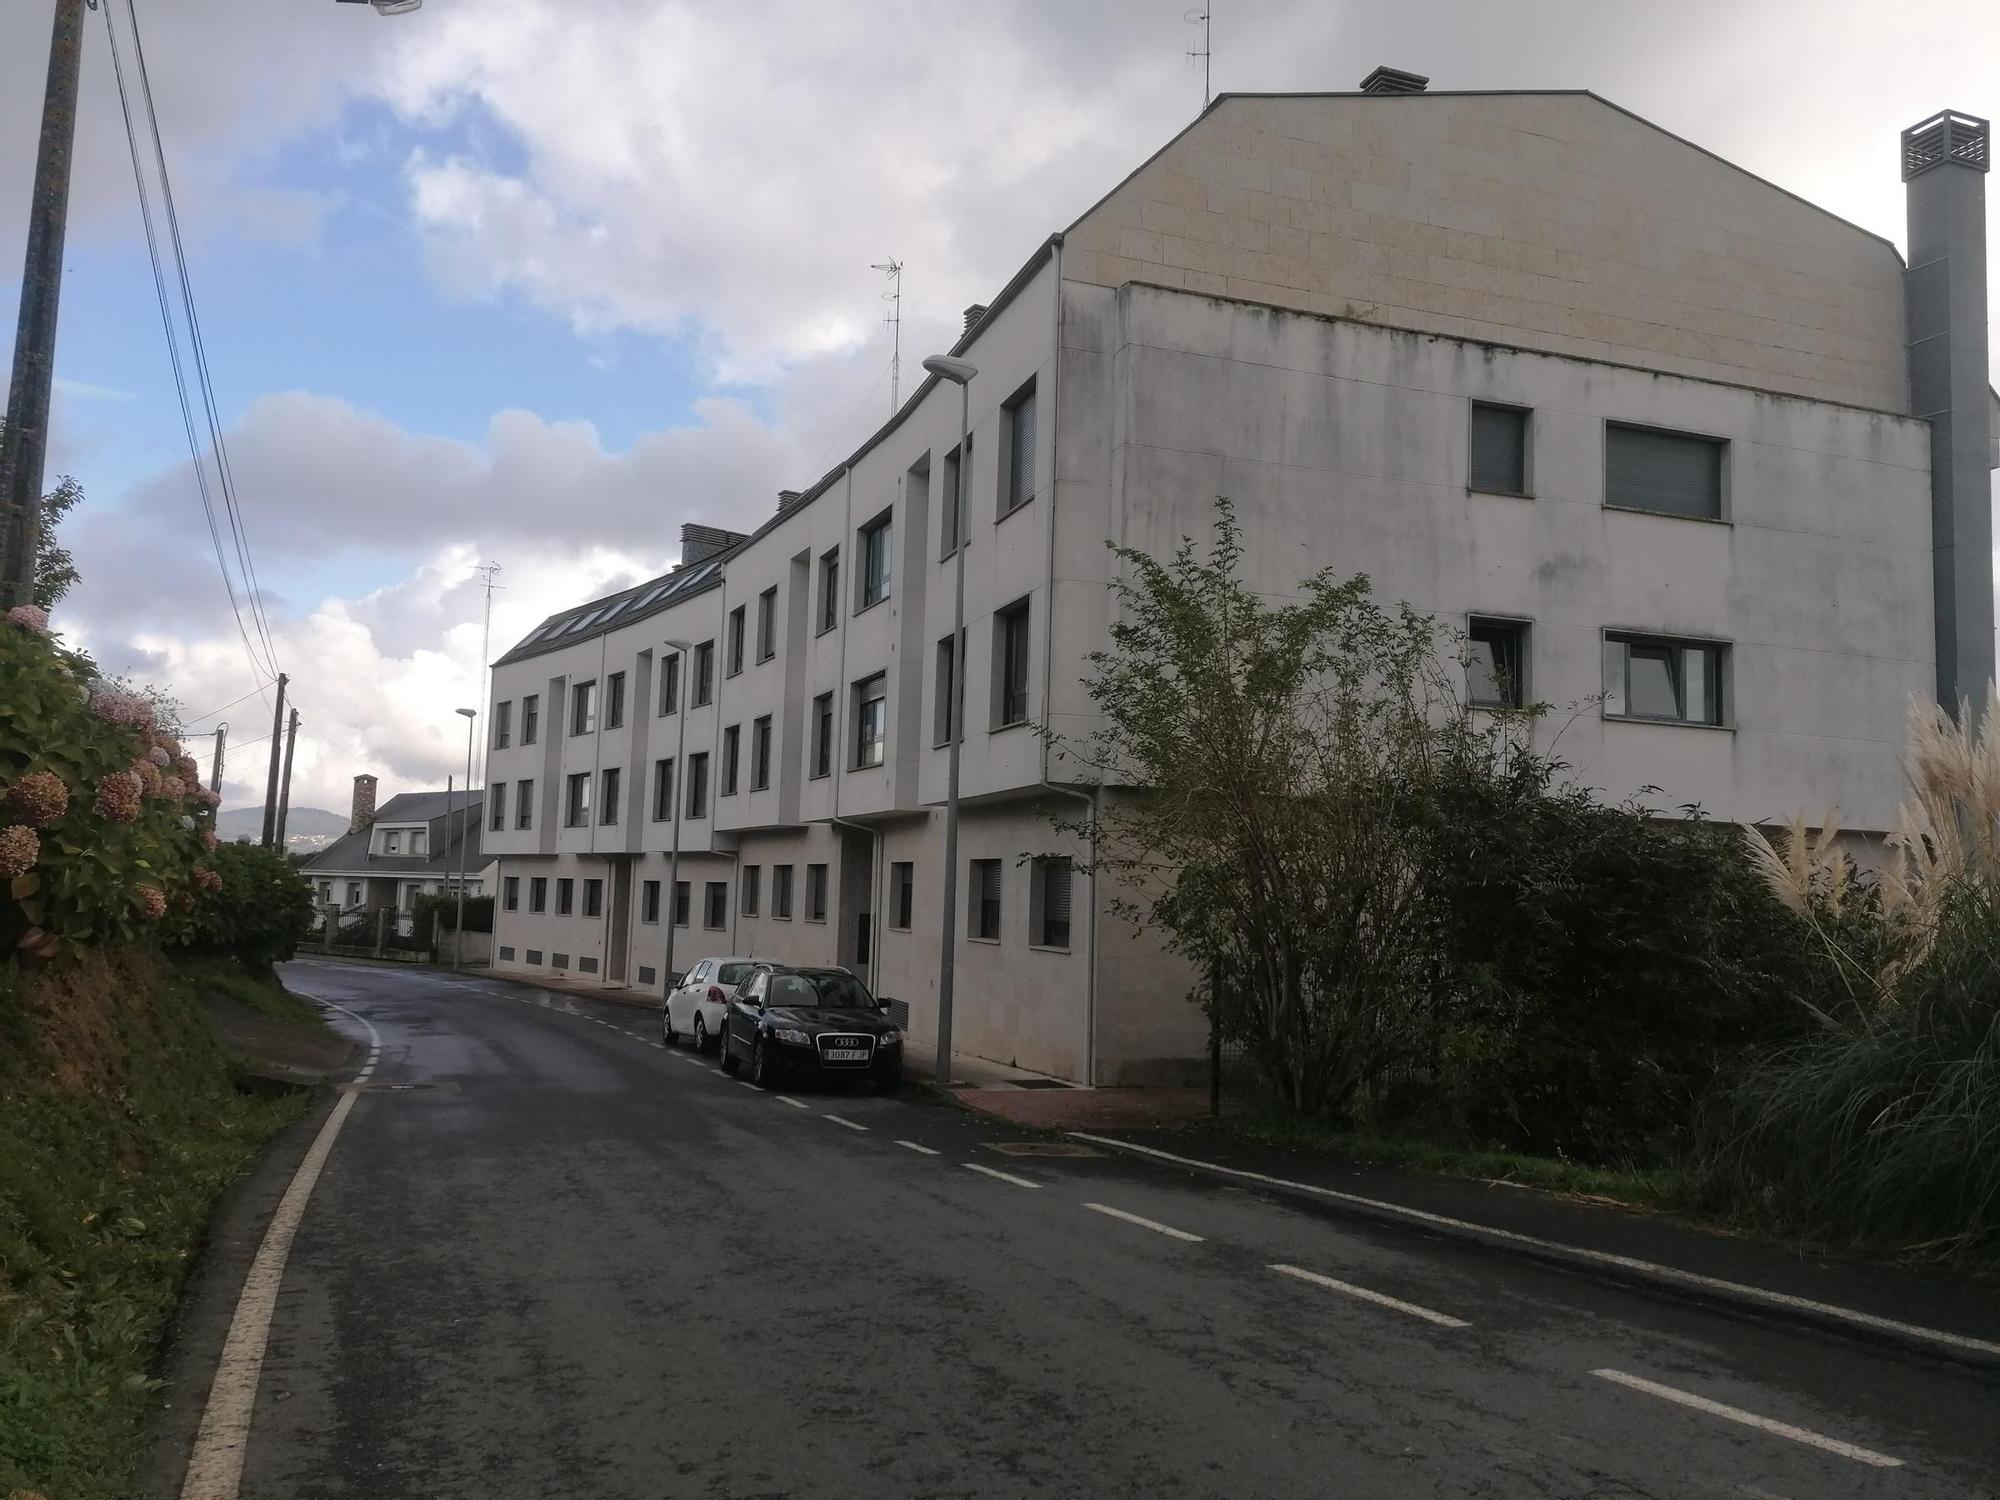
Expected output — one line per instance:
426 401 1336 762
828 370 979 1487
1007 1078 1076 1090
990 1141 1102 1158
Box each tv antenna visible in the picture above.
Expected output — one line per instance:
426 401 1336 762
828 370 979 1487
872 258 904 415
1185 7 1211 110
474 560 504 789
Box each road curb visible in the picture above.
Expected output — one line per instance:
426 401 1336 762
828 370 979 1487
1069 1132 2000 1376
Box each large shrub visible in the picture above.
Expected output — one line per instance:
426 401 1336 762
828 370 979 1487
0 613 220 960
164 842 313 973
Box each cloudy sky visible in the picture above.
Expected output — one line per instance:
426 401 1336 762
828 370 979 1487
3 0 1996 815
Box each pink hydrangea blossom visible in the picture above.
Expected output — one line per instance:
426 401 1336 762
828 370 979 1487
94 771 143 823
3 771 68 827
156 773 189 801
87 687 155 729
134 886 167 921
194 867 223 894
201 827 218 850
174 755 201 784
195 787 222 809
146 745 171 767
132 760 164 797
6 604 49 634
0 824 38 879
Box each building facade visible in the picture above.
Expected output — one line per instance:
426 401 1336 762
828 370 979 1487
484 77 1993 1085
303 775 493 932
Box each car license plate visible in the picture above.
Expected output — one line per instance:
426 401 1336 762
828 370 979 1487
825 1047 869 1062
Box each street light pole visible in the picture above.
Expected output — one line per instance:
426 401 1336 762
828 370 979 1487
921 355 977 1085
661 639 693 993
454 707 476 966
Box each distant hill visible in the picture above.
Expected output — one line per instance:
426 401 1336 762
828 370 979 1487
215 806 347 854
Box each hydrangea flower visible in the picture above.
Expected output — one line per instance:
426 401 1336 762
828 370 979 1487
132 760 164 797
3 771 68 827
94 771 143 823
174 755 201 784
201 827 218 850
147 745 171 767
6 604 49 634
194 867 223 893
156 773 189 801
0 824 39 879
87 687 155 729
195 787 222 809
134 886 167 920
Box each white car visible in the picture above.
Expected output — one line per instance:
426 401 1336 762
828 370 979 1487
662 956 758 1053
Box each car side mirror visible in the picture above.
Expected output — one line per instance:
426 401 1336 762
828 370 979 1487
877 997 897 1011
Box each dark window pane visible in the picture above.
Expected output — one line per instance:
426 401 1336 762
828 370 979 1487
1470 404 1527 494
1606 426 1723 519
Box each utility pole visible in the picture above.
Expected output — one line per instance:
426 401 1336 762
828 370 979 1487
260 673 288 847
0 0 88 611
274 708 300 849
209 724 227 795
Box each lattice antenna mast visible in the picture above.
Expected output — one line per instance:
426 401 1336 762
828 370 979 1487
873 258 904 415
1185 7 1212 109
475 560 503 789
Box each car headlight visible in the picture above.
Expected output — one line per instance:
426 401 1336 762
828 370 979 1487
877 1028 903 1045
772 1028 812 1046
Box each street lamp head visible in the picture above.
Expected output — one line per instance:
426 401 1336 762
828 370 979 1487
371 0 423 14
922 355 977 385
455 707 476 719
663 637 694 653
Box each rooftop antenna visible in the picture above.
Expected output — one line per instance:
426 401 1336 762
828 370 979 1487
1185 6 1211 110
873 257 904 415
475 560 503 790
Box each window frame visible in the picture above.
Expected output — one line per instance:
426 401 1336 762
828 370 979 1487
1603 421 1728 523
993 598 1031 730
641 880 660 924
773 863 795 920
751 714 773 790
521 694 539 745
564 771 591 827
756 586 778 662
529 877 547 913
853 672 888 769
806 862 829 923
489 782 507 832
811 691 834 779
1468 401 1532 498
503 875 519 912
556 877 574 916
1030 855 1072 951
493 700 512 749
605 671 626 730
673 880 690 927
704 881 728 930
686 751 710 819
1000 379 1037 519
722 724 741 797
651 758 675 822
818 548 841 635
857 510 893 612
692 641 715 706
570 679 597 736
934 631 963 746
658 654 680 715
515 778 534 830
1601 631 1729 727
939 438 970 559
890 861 914 930
583 878 603 918
969 858 1002 942
599 766 621 825
727 605 746 677
1466 616 1530 710
742 864 761 916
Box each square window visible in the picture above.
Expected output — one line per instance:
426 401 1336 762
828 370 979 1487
994 599 1030 728
1469 403 1529 495
584 878 603 918
806 863 828 922
859 512 892 609
853 673 887 768
1031 856 1071 949
1466 619 1528 709
1602 635 1726 725
890 861 914 930
773 864 795 919
1605 424 1724 519
970 859 1001 941
556 878 574 916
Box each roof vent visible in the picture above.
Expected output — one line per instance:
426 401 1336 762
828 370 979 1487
680 522 747 566
962 303 989 335
1902 109 1990 180
1359 66 1428 96
776 488 803 514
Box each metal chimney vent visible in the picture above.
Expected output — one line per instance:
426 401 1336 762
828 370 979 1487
962 303 989 335
1359 66 1429 96
1902 110 1990 180
776 488 803 513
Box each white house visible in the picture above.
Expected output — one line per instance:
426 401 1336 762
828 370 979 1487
303 774 495 929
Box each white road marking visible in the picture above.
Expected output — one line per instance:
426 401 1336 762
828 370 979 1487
1083 1203 1205 1242
1073 1134 2000 1364
1591 1369 1903 1469
1269 1263 1470 1329
895 1140 942 1156
963 1162 1040 1189
736 1080 759 1089
180 1003 381 1500
823 1113 870 1131
773 1095 810 1110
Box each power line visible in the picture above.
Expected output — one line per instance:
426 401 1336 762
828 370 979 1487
185 682 267 724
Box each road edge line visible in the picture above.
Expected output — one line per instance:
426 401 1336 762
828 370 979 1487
1067 1132 2000 1372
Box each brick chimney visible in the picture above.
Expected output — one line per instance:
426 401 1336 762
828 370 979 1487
349 773 378 833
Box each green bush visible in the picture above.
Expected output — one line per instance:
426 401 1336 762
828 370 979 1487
164 842 314 973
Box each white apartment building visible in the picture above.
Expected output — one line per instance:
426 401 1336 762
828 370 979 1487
484 73 1993 1085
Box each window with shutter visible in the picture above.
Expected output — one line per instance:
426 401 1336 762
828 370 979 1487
971 859 1002 940
1605 425 1724 519
1033 856 1071 948
1004 384 1037 514
1469 404 1529 495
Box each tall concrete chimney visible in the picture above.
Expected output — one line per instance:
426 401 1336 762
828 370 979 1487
1903 109 1993 714
349 773 378 833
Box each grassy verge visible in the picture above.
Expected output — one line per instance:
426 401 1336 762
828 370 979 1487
174 955 328 1028
1218 1110 1691 1210
0 951 314 1500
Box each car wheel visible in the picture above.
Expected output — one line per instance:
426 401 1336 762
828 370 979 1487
693 1014 711 1054
752 1038 779 1090
662 1004 680 1048
719 1030 741 1074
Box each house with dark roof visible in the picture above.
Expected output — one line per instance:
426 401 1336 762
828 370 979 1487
302 773 495 925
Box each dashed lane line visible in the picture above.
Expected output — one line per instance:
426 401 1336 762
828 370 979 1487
1269 1263 1470 1330
823 1114 870 1131
895 1140 941 1156
1083 1203 1205 1243
774 1096 810 1110
963 1162 1040 1189
1591 1369 1902 1468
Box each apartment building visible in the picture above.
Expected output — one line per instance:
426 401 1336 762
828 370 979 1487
484 72 1992 1085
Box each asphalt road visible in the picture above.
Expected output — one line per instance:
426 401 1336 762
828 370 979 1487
181 959 2000 1499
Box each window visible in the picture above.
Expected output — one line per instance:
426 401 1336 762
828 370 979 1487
605 672 626 729
1032 857 1072 949
522 694 539 745
318 881 331 902
557 877 574 915
1605 424 1724 520
490 783 507 831
529 878 547 913
890 861 914 929
673 881 690 926
658 655 680 715
704 881 727 929
859 512 892 609
1470 403 1530 496
940 437 970 557
642 880 660 923
493 700 512 749
806 863 828 922
1002 381 1037 515
1466 619 1528 710
721 724 741 796
651 758 674 821
385 830 401 855
584 878 603 918
516 778 534 829
853 673 887 768
687 752 709 818
565 772 591 826
970 858 1001 941
571 680 597 735
757 587 778 661
693 641 715 705
742 865 762 916
811 692 833 778
409 830 426 857
819 549 840 633
934 632 961 745
752 715 772 790
504 875 520 912
995 599 1030 728
773 864 795 919
727 606 746 676
1603 634 1726 726
600 766 621 824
